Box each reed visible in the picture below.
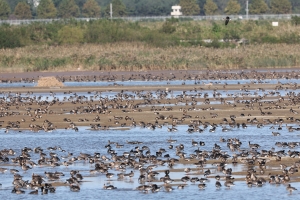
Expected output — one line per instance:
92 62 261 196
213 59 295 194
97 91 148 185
0 42 299 72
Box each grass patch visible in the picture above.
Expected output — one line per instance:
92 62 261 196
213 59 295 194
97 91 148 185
0 43 299 72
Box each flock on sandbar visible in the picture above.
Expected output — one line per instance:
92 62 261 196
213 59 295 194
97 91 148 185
0 70 300 195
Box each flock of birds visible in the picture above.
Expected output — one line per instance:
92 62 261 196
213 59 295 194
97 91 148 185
0 134 299 195
1 69 300 84
0 69 300 196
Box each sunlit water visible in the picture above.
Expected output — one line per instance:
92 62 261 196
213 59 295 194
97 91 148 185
0 125 300 199
1 77 300 88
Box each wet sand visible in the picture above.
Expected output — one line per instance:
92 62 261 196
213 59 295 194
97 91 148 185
0 82 298 130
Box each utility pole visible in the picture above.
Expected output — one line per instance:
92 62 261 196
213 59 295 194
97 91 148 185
110 3 113 20
245 0 249 20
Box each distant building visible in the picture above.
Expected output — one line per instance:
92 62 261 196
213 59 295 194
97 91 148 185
171 5 182 18
28 0 40 7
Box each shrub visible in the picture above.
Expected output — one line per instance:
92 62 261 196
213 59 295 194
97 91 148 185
160 19 176 34
291 16 300 26
57 26 84 44
0 28 22 48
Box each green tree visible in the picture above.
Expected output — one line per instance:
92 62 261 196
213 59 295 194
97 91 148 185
37 0 57 19
249 0 268 14
58 0 80 18
180 0 200 16
0 28 22 48
224 0 241 14
213 0 229 14
52 0 61 7
0 0 11 19
204 0 218 15
124 0 177 16
270 0 292 14
82 0 101 17
105 0 127 17
14 2 32 19
290 0 300 13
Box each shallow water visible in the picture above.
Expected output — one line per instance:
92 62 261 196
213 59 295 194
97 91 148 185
1 77 300 88
1 125 300 199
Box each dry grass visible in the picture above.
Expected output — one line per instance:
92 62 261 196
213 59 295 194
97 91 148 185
0 42 300 72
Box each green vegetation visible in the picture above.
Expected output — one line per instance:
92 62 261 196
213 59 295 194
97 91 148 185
14 2 32 19
0 18 299 71
204 0 218 15
270 0 292 14
0 18 300 48
58 0 80 18
2 0 300 19
37 0 57 19
291 15 300 25
224 0 241 15
179 0 200 16
249 0 268 14
0 0 10 20
104 0 127 17
82 0 101 17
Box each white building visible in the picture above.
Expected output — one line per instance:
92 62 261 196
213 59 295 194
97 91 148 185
171 5 182 18
28 0 40 7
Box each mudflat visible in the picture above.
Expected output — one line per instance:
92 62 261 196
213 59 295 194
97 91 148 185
1 68 300 191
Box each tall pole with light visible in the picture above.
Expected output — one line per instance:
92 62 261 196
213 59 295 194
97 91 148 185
246 0 249 20
110 3 113 20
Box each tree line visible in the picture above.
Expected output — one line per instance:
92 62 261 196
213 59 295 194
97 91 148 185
1 16 300 49
0 0 299 20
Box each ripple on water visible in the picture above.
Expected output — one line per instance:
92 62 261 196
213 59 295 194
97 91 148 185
0 125 300 199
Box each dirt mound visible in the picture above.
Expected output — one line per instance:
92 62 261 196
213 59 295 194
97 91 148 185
36 76 64 87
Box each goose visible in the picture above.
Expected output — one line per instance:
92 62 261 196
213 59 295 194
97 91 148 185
286 184 297 193
177 184 185 189
190 177 199 183
192 139 198 146
124 171 134 179
224 180 235 188
248 141 260 149
106 172 114 180
181 176 190 183
103 184 117 190
198 183 206 189
272 132 280 136
41 186 48 194
11 187 25 194
204 169 211 177
0 168 8 173
184 168 191 174
215 181 222 189
29 190 38 195
164 185 173 192
70 184 80 192
199 141 205 146
167 137 177 143
143 185 152 193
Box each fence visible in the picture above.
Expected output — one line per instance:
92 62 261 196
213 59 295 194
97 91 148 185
1 14 300 25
